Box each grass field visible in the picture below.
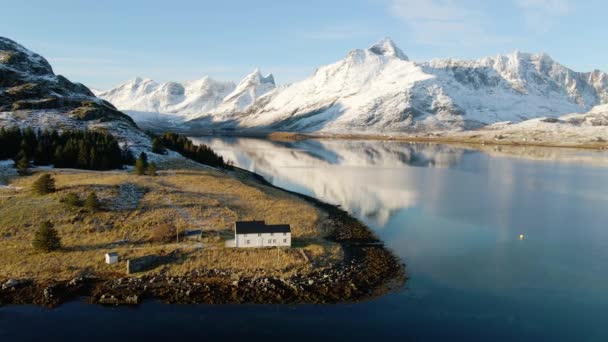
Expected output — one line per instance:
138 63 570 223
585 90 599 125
0 165 342 281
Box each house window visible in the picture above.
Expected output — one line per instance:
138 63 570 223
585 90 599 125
273 239 276 243
283 239 287 243
268 239 272 244
246 240 250 244
271 233 274 236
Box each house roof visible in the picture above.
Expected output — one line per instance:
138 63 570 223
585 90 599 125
235 221 291 234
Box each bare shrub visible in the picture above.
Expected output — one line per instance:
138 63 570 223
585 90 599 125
150 224 179 243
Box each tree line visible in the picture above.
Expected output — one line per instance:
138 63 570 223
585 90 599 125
0 126 133 172
153 132 231 169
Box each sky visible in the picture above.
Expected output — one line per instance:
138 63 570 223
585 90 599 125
2 0 606 89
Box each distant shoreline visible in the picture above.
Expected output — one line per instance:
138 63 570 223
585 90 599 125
178 130 608 150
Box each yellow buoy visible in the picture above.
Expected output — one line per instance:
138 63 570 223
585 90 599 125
519 234 525 240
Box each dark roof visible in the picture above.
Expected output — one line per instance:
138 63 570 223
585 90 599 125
235 221 291 234
106 252 118 257
183 230 202 237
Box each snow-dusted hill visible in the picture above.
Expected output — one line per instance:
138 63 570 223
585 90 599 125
0 37 153 156
450 104 608 146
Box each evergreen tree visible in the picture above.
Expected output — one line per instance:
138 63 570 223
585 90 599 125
151 137 165 154
89 147 97 169
77 141 88 169
53 146 64 167
62 193 82 207
147 162 157 176
84 192 100 211
139 152 148 168
121 145 135 165
16 154 29 176
32 174 56 195
158 132 228 169
134 157 146 175
32 220 61 252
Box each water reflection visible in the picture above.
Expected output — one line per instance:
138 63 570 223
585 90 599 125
191 137 608 230
190 138 466 226
192 136 608 297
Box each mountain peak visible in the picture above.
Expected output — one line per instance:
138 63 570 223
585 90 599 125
368 38 409 61
244 68 275 86
0 36 54 75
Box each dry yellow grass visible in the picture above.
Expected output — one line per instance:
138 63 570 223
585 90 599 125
0 167 342 281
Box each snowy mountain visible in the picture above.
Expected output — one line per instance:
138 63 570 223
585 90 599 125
211 69 275 116
96 38 608 135
95 69 275 128
186 38 608 134
94 76 236 121
0 37 153 155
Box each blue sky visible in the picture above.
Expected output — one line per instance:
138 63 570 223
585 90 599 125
2 0 606 89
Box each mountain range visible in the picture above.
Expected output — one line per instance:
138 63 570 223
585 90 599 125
96 38 608 135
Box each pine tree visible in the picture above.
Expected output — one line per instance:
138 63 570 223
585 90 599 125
32 174 56 195
53 146 64 167
151 137 165 154
62 193 82 207
89 147 97 170
147 162 157 176
121 145 135 165
134 156 146 175
84 192 100 211
77 142 88 169
32 221 61 252
139 152 148 168
16 154 29 176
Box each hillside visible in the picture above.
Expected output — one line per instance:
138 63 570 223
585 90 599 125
0 37 152 154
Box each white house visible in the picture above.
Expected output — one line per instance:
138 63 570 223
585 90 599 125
105 252 119 264
234 221 291 248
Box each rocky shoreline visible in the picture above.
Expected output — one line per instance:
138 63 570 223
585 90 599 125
0 168 406 307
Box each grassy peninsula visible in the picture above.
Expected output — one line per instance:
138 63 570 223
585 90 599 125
0 160 405 306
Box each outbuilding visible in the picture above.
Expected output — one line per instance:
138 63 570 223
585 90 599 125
183 229 203 241
234 221 291 248
105 252 119 264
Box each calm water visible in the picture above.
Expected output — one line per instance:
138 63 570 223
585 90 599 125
2 138 608 341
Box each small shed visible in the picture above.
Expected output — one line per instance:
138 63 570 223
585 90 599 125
105 252 119 264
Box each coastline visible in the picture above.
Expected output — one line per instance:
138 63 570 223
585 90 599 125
175 130 608 150
0 167 406 307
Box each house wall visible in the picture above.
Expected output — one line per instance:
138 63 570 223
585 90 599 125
235 232 291 248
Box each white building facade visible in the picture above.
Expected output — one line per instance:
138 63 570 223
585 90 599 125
105 252 119 264
234 221 291 248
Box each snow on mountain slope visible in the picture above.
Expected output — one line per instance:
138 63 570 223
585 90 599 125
212 69 275 116
0 36 158 157
187 38 608 134
96 76 235 121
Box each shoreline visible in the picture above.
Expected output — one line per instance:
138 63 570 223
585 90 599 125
0 167 406 307
178 130 608 150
